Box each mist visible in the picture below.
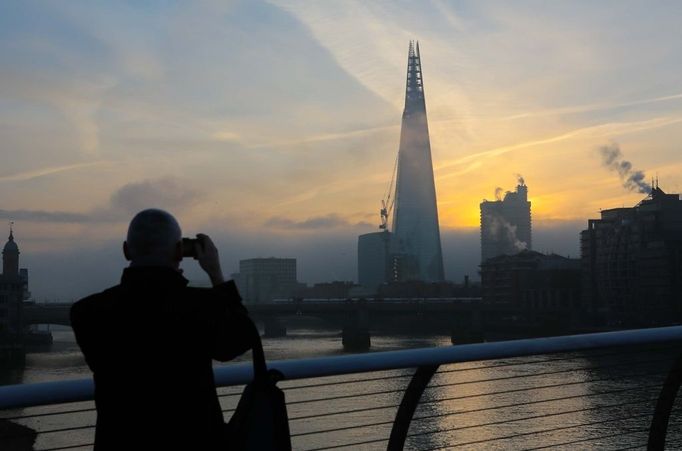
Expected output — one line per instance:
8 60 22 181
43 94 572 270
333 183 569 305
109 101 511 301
22 219 584 301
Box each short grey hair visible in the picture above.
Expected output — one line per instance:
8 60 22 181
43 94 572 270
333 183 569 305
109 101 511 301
126 209 181 262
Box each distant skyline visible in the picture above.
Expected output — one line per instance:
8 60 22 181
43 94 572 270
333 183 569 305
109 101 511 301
1 1 682 299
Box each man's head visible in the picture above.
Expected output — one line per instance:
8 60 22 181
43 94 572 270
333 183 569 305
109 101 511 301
123 209 182 268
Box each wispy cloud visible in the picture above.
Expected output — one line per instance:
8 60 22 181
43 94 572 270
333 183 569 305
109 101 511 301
265 214 371 230
0 161 111 182
0 209 89 223
246 123 398 149
503 93 682 121
210 130 241 142
435 116 682 180
0 71 115 157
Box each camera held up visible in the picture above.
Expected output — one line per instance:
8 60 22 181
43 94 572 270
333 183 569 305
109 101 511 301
182 238 200 258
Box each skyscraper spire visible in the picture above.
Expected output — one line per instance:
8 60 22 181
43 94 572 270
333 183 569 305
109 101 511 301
391 42 445 282
404 40 425 113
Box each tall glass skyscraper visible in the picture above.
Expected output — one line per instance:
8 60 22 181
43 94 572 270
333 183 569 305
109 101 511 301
358 42 445 290
391 41 445 282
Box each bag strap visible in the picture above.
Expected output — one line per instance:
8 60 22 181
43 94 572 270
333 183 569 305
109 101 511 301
249 319 268 382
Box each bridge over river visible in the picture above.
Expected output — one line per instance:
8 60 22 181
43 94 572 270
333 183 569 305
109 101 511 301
23 298 519 350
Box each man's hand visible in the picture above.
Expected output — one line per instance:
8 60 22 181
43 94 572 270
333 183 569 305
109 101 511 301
194 234 225 286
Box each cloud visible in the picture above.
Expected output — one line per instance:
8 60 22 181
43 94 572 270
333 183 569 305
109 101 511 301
0 177 202 225
265 214 371 230
247 123 398 149
503 92 682 121
110 177 201 214
0 161 111 183
435 116 682 179
211 130 241 142
0 71 114 157
0 209 89 223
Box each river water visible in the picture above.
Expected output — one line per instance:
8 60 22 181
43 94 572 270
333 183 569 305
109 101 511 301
2 328 682 450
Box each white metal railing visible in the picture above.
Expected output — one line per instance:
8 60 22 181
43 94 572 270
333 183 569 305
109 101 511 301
3 326 682 410
2 326 682 450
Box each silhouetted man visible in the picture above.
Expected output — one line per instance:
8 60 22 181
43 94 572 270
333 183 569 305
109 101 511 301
71 209 254 450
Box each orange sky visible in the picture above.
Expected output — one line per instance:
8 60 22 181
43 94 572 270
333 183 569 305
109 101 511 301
2 1 682 297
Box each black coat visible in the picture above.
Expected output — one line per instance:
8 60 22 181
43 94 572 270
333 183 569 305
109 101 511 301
70 266 255 450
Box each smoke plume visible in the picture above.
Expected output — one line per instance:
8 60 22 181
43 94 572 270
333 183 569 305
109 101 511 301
516 174 525 186
494 187 503 201
484 212 528 252
598 143 651 194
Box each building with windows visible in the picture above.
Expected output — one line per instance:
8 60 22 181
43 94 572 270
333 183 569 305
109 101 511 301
357 231 392 294
581 186 682 325
232 257 298 303
480 181 532 263
481 250 580 309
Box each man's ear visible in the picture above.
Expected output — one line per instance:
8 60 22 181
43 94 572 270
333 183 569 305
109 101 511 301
123 241 132 261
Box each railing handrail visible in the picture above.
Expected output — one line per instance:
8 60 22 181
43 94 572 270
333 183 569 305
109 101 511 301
2 325 682 410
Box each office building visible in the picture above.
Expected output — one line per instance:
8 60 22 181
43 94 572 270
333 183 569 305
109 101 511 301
233 258 298 303
358 231 392 293
480 181 532 263
481 250 580 307
581 185 682 324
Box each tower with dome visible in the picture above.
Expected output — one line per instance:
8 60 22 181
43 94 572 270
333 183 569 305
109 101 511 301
0 224 29 340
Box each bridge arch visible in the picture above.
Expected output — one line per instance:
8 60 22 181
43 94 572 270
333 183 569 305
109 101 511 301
23 303 72 327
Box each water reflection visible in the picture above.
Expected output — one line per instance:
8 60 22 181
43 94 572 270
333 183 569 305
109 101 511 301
1 330 681 450
407 350 679 450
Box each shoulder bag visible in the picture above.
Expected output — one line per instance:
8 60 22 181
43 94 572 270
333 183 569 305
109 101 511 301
226 324 291 451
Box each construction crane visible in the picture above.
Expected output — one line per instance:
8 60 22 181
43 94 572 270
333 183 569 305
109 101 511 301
380 153 399 230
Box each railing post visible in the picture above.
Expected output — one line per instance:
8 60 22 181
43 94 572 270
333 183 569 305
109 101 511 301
342 302 371 351
387 364 439 451
648 350 682 450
